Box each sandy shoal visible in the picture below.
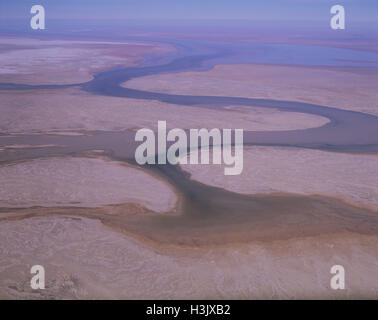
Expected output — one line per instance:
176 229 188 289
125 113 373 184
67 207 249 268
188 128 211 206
0 156 176 212
0 87 329 134
181 146 378 212
124 63 378 116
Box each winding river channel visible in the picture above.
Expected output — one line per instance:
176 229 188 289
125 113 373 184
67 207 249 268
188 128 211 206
1 38 378 245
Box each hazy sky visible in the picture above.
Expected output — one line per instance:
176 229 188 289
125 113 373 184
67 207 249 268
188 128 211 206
0 0 377 22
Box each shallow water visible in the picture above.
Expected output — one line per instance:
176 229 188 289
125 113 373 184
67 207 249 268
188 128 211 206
1 38 378 244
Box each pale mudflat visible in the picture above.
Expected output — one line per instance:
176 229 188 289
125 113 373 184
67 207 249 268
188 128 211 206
0 36 377 300
0 157 176 212
181 146 378 212
0 37 173 85
124 63 378 116
0 87 330 134
0 215 377 299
